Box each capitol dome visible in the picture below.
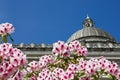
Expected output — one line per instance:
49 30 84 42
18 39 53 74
67 16 116 45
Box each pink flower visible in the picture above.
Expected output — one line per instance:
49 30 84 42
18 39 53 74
98 56 111 69
67 64 78 74
60 71 74 80
12 70 24 80
69 40 88 56
39 55 54 67
77 46 87 56
78 59 87 71
10 48 27 66
85 63 95 75
0 43 27 79
0 23 14 36
28 61 39 71
52 41 70 58
69 40 81 52
37 68 52 80
117 73 120 80
78 58 98 75
30 74 36 80
52 68 64 78
105 63 119 75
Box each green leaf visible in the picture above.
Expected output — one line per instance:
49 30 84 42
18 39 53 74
74 76 79 80
107 74 112 79
25 73 33 78
91 74 98 80
77 71 85 77
2 36 7 43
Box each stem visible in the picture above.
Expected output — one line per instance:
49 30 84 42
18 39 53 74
111 75 117 80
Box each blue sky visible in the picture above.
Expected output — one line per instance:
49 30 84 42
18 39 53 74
0 0 120 44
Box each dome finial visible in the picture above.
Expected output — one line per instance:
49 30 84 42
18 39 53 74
83 15 94 28
86 14 90 19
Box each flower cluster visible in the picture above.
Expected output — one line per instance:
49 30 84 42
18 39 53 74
39 55 54 67
52 65 78 80
0 43 27 80
0 25 119 80
28 55 54 72
52 40 87 58
98 56 119 75
78 57 120 79
22 40 120 80
62 64 78 79
0 23 14 36
37 68 52 80
25 55 55 79
52 68 64 79
12 70 25 80
52 41 70 58
69 40 87 56
28 61 39 72
29 56 120 80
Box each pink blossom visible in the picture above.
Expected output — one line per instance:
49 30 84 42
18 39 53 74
78 58 98 75
0 23 14 36
69 40 81 52
67 64 78 74
78 59 87 71
60 71 74 80
77 46 88 56
12 70 24 80
52 68 64 78
37 68 52 80
52 41 70 58
30 74 36 80
69 40 88 56
79 59 98 75
105 62 119 75
28 61 39 71
0 43 27 79
98 56 111 70
117 73 120 80
39 55 54 67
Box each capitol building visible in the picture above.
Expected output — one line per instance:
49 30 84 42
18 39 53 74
14 16 120 66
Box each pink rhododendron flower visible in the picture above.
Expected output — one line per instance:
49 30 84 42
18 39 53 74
77 46 88 56
105 62 119 75
78 58 86 69
12 70 24 80
0 23 14 36
69 40 88 56
28 61 39 72
67 64 78 74
0 20 119 80
98 56 111 70
0 40 118 80
60 71 74 80
69 40 81 52
117 73 120 80
52 41 70 58
39 55 54 67
52 68 64 78
0 43 27 79
37 68 52 80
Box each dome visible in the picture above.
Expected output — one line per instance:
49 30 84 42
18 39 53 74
67 16 116 43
